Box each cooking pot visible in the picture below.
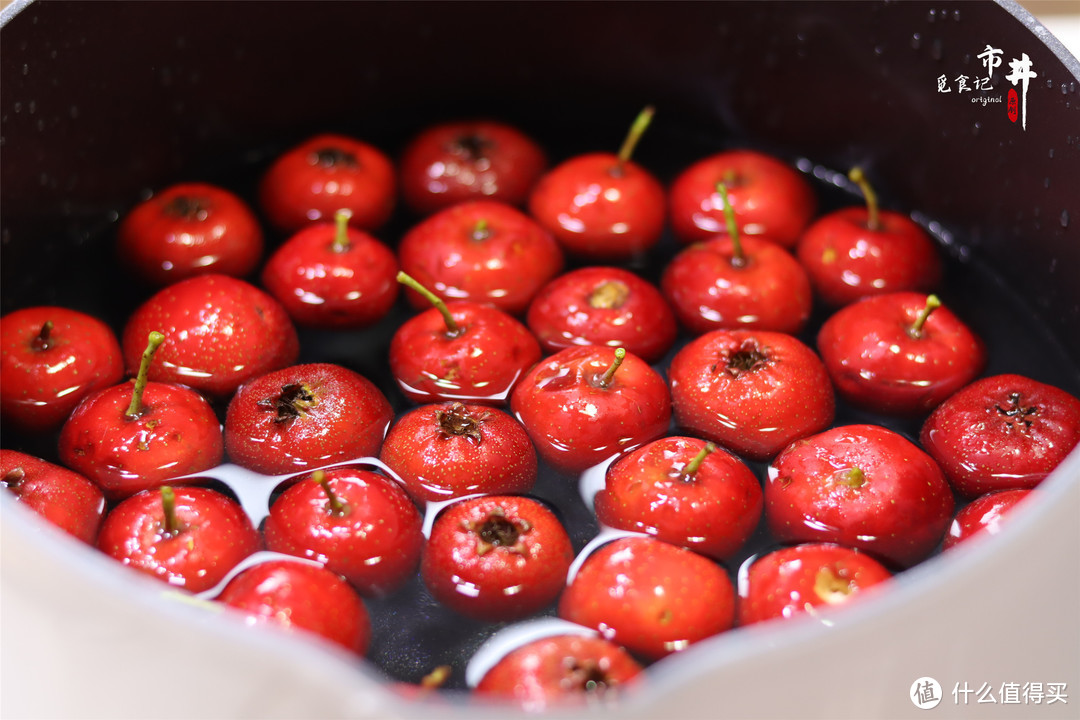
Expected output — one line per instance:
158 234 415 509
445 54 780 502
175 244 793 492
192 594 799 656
1 1 1077 718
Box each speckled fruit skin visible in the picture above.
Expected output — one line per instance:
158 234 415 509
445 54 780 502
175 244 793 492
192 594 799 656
738 543 892 626
795 207 943 307
526 266 677 364
817 292 986 417
510 345 672 474
398 200 564 316
258 133 396 234
224 363 394 477
1 306 124 432
96 486 261 593
1 449 106 544
920 374 1080 498
661 235 813 336
421 495 574 622
943 488 1032 550
121 274 300 399
400 119 547 215
117 182 264 287
260 220 399 329
594 436 762 561
668 149 816 248
765 424 954 567
216 559 371 657
527 153 666 261
668 329 835 461
378 402 538 503
475 634 643 711
263 467 423 597
389 301 541 405
558 536 735 660
58 380 224 501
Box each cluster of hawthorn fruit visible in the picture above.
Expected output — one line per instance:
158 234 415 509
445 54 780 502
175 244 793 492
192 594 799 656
2 108 1079 711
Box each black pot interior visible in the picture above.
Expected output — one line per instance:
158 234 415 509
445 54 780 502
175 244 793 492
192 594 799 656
2 0 1079 694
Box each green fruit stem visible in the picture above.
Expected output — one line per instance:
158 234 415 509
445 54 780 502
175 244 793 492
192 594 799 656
679 442 717 481
396 271 461 336
331 209 352 253
848 167 881 231
616 105 655 173
908 295 942 339
598 348 627 388
471 219 491 242
716 182 746 268
160 486 181 537
314 469 349 517
32 320 54 352
125 331 165 420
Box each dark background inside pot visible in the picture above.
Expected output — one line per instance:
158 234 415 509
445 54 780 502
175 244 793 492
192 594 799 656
2 0 1079 691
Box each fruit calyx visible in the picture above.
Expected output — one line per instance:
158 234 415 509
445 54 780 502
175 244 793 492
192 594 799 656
125 331 166 420
313 469 350 517
719 340 768 378
561 657 617 697
449 133 492 161
312 146 358 169
716 182 747 268
613 105 655 177
397 271 464 339
907 295 942 340
592 347 627 389
258 382 318 425
588 281 630 310
31 320 54 352
162 194 209 221
331 209 353 253
813 566 856 604
848 167 881 231
830 467 867 489
677 442 718 482
996 391 1039 431
2 467 26 494
463 506 531 556
158 485 185 539
436 402 488 444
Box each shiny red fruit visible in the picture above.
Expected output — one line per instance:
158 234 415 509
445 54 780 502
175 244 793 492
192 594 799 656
97 485 261 593
379 401 538 504
943 488 1033 550
668 329 834 461
817 292 985 416
669 149 816 248
398 200 563 316
389 300 541 405
400 119 547 215
117 182 263 287
58 379 223 500
1 449 106 544
738 543 892 625
526 266 677 363
263 467 423 597
594 436 762 561
1 306 124 432
528 152 665 260
225 363 393 477
475 634 643 711
661 235 813 336
260 213 398 329
766 424 954 567
259 133 396 234
920 374 1080 497
559 536 735 660
421 495 574 622
215 559 371 657
121 275 299 399
796 207 942 307
510 346 672 473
